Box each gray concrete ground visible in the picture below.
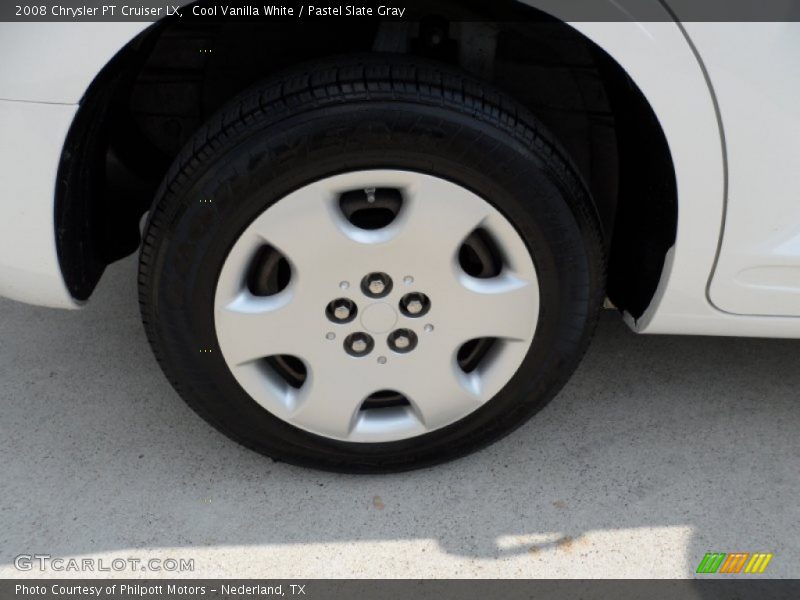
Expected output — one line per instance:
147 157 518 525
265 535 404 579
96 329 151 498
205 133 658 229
1 255 798 579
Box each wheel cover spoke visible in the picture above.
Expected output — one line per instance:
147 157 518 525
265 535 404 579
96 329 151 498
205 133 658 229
389 175 491 264
215 291 307 366
289 363 374 439
245 180 363 279
449 273 539 343
395 350 483 430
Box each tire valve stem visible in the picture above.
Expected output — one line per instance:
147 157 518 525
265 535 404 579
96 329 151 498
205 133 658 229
365 187 376 204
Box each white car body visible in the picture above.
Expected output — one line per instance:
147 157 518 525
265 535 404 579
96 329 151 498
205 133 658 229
2 6 800 339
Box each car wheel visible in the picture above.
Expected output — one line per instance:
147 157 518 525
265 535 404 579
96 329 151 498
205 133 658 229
138 56 605 472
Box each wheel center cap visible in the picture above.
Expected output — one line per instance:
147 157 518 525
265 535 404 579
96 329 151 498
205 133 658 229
360 302 398 334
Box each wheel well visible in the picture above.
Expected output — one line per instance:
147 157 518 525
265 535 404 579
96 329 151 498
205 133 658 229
56 1 676 317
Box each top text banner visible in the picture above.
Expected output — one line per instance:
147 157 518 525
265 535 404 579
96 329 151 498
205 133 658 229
3 0 800 22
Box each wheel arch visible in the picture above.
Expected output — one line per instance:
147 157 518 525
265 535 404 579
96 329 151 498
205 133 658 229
53 0 720 321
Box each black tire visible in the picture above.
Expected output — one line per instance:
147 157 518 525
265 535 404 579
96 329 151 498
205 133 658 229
138 56 605 473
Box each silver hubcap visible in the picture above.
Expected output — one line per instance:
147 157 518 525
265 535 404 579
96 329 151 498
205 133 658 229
214 170 539 443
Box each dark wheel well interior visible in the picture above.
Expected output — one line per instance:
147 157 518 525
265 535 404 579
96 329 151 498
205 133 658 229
56 0 676 318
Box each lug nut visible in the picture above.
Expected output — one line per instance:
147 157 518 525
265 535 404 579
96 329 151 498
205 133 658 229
326 298 357 324
388 328 418 354
361 272 393 298
399 292 431 317
407 300 423 314
369 279 385 295
344 332 374 357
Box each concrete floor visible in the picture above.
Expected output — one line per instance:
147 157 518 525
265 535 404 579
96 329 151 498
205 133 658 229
1 256 798 579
